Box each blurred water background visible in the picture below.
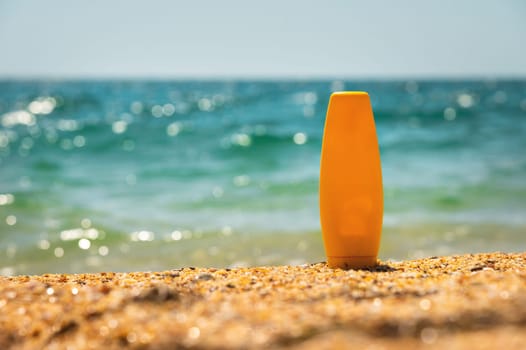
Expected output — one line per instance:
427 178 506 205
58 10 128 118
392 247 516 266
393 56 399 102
0 80 525 275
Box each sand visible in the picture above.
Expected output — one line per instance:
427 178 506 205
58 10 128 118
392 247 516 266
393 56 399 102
0 252 525 349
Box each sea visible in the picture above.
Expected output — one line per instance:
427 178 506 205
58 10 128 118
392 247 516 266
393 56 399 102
1 80 525 275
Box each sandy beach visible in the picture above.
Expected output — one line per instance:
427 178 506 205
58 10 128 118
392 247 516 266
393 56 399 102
1 252 525 349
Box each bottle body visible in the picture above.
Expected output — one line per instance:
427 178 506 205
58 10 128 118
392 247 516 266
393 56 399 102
319 92 383 269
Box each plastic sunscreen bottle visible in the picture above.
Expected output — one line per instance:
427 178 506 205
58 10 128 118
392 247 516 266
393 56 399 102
319 91 383 269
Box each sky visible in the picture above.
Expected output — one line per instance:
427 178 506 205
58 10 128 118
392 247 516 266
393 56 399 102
0 0 525 79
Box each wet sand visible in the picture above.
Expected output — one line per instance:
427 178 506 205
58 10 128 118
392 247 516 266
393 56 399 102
1 252 525 349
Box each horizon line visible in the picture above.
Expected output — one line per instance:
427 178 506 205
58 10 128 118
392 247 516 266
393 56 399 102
1 74 526 82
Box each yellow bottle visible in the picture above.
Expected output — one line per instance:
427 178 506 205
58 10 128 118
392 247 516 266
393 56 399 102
319 92 383 269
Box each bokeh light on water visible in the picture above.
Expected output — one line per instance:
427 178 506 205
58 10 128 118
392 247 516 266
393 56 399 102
0 80 525 275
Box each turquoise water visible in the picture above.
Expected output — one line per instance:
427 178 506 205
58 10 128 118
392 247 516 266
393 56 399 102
1 80 525 275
